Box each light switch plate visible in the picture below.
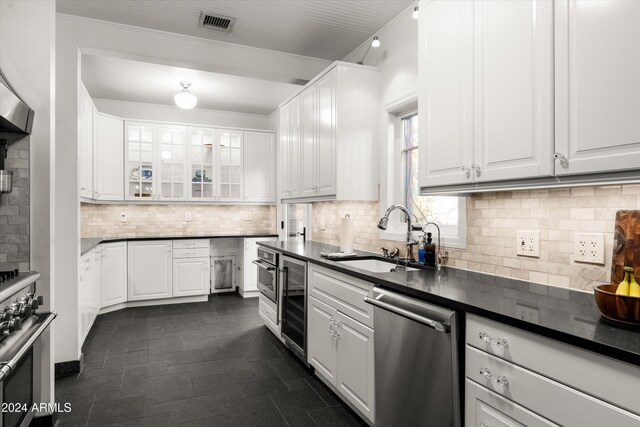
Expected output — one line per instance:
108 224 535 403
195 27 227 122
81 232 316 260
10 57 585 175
120 212 127 222
185 212 192 222
320 217 326 231
574 233 605 264
516 230 540 257
243 211 252 221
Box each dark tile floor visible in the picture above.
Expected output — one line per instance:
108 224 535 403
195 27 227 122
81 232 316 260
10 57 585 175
56 294 367 427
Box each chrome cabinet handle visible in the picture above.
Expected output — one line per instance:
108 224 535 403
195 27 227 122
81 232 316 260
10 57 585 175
479 423 489 427
479 367 509 386
460 166 471 179
471 163 482 177
478 332 509 349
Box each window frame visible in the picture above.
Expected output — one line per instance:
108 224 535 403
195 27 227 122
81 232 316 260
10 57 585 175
379 93 467 249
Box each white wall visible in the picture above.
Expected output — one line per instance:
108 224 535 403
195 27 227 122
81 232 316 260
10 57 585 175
0 0 56 406
55 13 329 364
94 99 269 130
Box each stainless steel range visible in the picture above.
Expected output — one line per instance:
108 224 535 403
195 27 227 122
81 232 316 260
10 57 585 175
0 270 56 427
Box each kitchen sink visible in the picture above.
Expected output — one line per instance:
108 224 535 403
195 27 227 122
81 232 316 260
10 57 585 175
335 258 419 273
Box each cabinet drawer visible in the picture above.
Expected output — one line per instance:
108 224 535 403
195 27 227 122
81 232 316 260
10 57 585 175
466 379 557 427
173 239 210 249
466 346 640 427
308 265 374 328
466 314 640 415
259 297 278 326
173 248 210 259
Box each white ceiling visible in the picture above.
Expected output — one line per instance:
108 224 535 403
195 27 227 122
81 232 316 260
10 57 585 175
58 0 413 60
81 55 301 115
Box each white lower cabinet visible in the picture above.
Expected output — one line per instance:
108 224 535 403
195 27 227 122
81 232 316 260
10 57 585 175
466 379 557 427
173 257 210 297
307 265 375 424
466 315 640 426
100 242 127 308
79 247 101 346
127 240 173 301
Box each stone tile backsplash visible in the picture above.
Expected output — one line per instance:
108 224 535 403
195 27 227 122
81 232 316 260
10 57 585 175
81 203 276 238
312 185 640 291
0 138 30 272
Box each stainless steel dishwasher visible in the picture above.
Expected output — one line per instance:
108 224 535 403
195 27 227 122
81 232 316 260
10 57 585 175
364 287 461 427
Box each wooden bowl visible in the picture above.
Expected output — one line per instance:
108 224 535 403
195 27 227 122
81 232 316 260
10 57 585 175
594 284 640 326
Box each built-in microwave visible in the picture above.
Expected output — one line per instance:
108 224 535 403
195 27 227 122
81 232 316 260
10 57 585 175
253 248 278 304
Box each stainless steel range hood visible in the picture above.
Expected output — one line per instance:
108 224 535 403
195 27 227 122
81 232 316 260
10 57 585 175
0 70 34 136
0 68 34 194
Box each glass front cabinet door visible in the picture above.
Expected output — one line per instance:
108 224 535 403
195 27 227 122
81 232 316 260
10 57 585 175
218 130 243 200
188 127 218 201
125 122 156 200
157 124 187 201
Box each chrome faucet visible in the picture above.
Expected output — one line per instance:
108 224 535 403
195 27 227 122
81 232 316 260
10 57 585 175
378 204 419 261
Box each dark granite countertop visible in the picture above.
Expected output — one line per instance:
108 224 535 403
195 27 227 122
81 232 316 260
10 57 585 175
259 240 640 367
81 233 278 256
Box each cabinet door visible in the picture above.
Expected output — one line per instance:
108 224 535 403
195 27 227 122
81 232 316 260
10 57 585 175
300 86 318 197
336 313 375 423
90 250 101 324
157 124 187 200
188 127 217 201
127 241 172 301
279 103 291 200
555 1 640 175
288 96 302 198
243 131 275 202
419 0 474 188
308 296 338 386
125 122 156 200
465 379 558 427
173 257 209 297
218 130 243 201
78 254 90 344
95 113 124 201
100 242 127 308
78 83 94 199
473 0 554 182
316 69 336 196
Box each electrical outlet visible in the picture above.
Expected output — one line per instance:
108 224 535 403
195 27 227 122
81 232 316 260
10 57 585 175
243 211 252 221
320 217 326 231
516 230 540 257
516 304 540 323
120 212 127 222
574 233 605 264
185 212 192 222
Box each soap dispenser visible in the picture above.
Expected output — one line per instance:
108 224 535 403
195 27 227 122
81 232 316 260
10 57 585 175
418 235 426 264
424 232 436 267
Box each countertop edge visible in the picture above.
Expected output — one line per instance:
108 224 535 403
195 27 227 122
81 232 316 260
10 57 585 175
259 241 640 368
82 234 278 256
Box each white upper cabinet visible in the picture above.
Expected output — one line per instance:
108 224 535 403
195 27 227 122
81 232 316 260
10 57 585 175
243 131 275 202
157 124 188 201
473 0 554 182
279 62 379 203
279 102 291 200
419 0 474 187
78 82 95 199
218 130 243 201
188 127 217 201
554 0 640 175
94 113 124 201
125 122 157 200
419 0 554 189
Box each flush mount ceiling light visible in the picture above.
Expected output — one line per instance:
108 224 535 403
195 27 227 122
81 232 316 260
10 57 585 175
413 5 419 19
174 82 197 109
371 36 381 48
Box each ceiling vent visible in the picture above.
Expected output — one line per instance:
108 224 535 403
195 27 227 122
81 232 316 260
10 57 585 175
198 12 236 33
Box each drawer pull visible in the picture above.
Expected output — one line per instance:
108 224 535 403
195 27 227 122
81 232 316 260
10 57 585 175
479 367 509 387
479 424 489 427
479 332 509 348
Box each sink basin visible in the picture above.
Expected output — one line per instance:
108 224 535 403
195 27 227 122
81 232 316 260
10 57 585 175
335 259 419 273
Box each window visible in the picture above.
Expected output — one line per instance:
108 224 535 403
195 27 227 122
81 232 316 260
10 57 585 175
381 100 466 248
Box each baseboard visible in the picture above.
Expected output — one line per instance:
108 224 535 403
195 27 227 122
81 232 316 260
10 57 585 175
239 289 260 298
98 294 208 314
54 354 83 379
